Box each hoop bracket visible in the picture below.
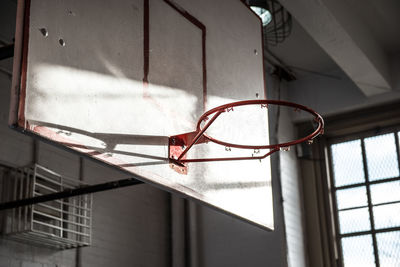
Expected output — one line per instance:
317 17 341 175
169 131 207 174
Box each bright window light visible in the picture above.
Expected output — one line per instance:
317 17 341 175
250 6 272 26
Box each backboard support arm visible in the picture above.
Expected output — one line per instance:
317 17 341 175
0 177 143 211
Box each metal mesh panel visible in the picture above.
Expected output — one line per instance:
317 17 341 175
341 235 376 267
377 231 400 266
371 180 400 204
336 186 368 210
373 203 400 229
331 129 400 267
364 133 399 181
331 140 365 187
338 208 371 234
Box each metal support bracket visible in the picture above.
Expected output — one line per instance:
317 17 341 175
0 176 143 211
169 131 207 174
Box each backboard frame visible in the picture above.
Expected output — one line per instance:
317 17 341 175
9 0 274 231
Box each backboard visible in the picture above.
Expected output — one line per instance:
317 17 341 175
10 0 273 230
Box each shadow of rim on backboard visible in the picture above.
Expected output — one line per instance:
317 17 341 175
27 120 170 167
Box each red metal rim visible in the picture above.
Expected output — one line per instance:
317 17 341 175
196 99 324 150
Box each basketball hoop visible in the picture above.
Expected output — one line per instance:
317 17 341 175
169 100 324 169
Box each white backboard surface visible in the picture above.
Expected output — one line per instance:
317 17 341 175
10 0 273 230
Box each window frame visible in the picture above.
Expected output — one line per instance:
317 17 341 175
326 125 400 267
297 100 400 267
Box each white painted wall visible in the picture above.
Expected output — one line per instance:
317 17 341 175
278 107 307 267
266 74 308 267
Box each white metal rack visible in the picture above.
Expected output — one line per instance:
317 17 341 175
1 164 92 249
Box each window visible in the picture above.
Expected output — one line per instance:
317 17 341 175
328 130 400 266
250 6 272 26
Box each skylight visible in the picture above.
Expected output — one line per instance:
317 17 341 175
250 6 272 26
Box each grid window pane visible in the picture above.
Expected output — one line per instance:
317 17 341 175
364 133 400 181
338 208 371 234
373 203 400 229
371 181 400 205
341 235 376 267
331 140 365 187
331 130 400 267
377 231 400 267
336 186 368 210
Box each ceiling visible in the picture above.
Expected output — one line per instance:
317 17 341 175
265 0 400 96
267 20 339 78
346 0 400 54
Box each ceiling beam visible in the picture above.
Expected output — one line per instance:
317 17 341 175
279 0 392 96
